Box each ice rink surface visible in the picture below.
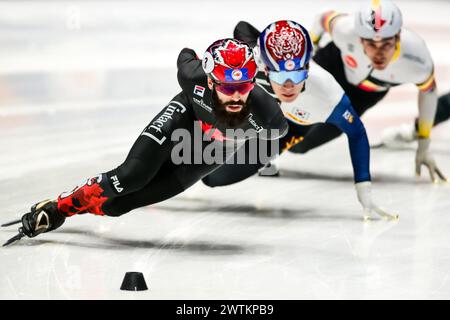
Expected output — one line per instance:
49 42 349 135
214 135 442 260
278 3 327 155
1 0 450 299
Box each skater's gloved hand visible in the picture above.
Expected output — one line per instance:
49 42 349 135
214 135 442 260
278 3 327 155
21 200 66 238
1 199 66 247
355 182 399 221
415 138 447 183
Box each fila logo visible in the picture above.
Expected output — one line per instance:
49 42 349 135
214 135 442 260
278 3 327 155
111 175 124 193
193 85 205 97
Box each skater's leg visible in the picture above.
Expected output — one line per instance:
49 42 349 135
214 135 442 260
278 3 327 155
2 93 200 244
105 161 221 216
203 123 309 184
379 92 450 146
57 93 192 217
202 139 266 187
202 161 264 187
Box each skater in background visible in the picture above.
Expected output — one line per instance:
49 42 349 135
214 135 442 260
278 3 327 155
238 0 446 182
298 0 446 182
2 38 288 246
203 20 397 221
307 0 450 159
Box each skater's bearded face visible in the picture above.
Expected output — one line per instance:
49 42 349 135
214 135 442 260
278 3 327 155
208 78 252 128
361 34 400 70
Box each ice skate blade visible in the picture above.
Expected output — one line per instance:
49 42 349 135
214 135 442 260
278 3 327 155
1 219 22 227
2 232 25 247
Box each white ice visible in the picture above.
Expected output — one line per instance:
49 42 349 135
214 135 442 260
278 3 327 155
0 0 450 299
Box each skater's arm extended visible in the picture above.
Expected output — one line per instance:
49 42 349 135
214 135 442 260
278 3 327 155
416 73 437 139
325 95 398 220
325 94 371 183
415 82 447 182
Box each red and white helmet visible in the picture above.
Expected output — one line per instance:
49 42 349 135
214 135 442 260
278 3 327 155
355 0 403 40
202 38 257 84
